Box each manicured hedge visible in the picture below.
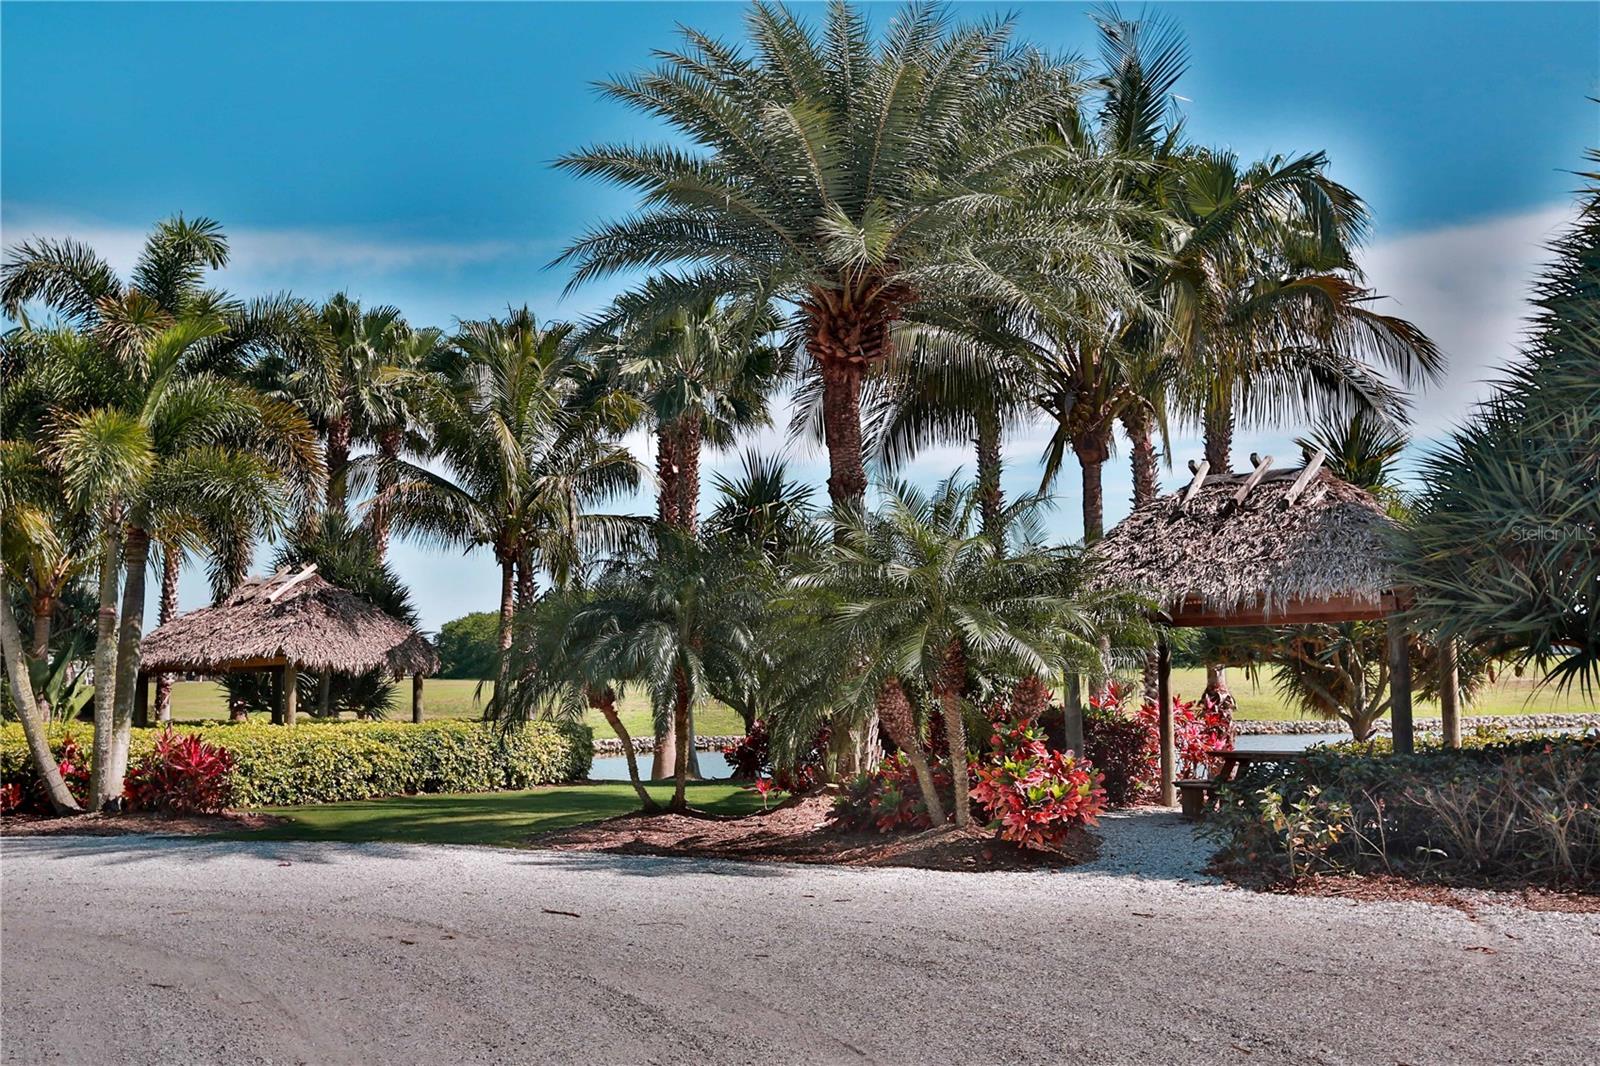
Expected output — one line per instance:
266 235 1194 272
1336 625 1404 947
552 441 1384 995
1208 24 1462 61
1208 733 1600 890
0 719 593 808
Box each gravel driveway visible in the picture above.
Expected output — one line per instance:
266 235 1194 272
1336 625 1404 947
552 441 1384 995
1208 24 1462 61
3 814 1595 1066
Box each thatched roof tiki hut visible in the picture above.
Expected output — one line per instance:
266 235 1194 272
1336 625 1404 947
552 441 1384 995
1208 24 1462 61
138 566 439 725
1092 453 1425 805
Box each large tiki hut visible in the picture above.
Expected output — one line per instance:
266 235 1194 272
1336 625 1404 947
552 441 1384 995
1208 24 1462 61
138 566 439 725
1092 454 1429 803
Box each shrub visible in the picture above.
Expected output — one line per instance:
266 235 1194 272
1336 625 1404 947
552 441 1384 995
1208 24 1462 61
724 721 829 791
1208 734 1600 888
0 719 592 809
971 705 1104 847
832 681 1105 847
124 730 235 814
1081 683 1235 807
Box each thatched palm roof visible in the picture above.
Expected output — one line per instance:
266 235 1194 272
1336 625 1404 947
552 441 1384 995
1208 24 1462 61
140 567 439 676
1092 463 1402 626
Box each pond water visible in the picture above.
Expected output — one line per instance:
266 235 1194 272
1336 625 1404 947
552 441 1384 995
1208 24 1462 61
587 752 733 782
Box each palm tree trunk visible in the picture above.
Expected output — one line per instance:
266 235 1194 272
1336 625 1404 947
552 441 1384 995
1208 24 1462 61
1122 407 1161 702
108 526 151 794
89 525 122 810
495 557 515 694
1074 431 1111 544
1203 404 1233 473
669 665 691 813
675 419 702 535
1 572 81 814
937 640 971 829
371 426 403 561
590 685 659 813
515 551 536 609
28 593 54 722
154 545 180 723
1203 662 1236 715
326 413 352 516
818 359 868 514
655 427 680 528
877 678 944 825
975 415 1004 544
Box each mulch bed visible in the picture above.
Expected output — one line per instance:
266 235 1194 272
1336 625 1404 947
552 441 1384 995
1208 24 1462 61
529 792 1099 872
1215 862 1600 915
1 810 287 838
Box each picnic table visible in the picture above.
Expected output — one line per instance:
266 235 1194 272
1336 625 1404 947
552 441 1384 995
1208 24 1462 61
1176 748 1309 819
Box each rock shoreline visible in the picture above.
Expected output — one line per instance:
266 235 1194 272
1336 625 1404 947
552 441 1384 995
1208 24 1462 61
593 713 1598 753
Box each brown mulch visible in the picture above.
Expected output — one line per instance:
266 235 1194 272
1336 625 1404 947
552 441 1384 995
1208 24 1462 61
528 792 1099 873
1216 863 1600 916
1 810 288 838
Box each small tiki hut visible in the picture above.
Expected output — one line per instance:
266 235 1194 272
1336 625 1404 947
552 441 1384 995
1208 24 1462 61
1092 453 1425 805
138 565 439 726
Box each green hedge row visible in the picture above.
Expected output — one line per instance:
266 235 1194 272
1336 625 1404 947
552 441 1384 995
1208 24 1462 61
0 720 593 807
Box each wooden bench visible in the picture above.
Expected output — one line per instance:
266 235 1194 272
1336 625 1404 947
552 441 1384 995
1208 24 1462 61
1176 748 1310 820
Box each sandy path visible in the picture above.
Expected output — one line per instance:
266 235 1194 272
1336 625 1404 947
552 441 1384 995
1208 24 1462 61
2 822 1595 1065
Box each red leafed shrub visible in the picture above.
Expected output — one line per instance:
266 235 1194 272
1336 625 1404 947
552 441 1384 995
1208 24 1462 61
971 704 1104 847
1083 683 1158 806
5 733 92 814
0 782 24 814
1084 682 1235 807
722 722 829 792
832 753 959 833
832 678 1106 846
123 729 234 814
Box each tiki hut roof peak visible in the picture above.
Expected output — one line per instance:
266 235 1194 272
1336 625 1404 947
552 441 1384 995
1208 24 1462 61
1092 461 1404 627
140 566 439 677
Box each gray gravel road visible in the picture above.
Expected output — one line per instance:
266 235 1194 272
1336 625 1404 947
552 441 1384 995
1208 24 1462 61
3 820 1596 1066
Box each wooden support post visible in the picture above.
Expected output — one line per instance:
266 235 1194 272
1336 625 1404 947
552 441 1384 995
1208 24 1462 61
1438 639 1461 750
134 672 150 729
412 674 424 724
317 671 332 717
1158 637 1175 807
1388 617 1413 754
1062 672 1084 754
281 663 298 727
269 668 283 725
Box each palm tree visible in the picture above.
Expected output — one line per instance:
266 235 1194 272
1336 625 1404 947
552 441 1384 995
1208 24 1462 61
46 317 319 804
3 216 328 720
557 2 1110 516
557 530 764 812
791 479 1118 827
381 310 642 688
706 451 824 562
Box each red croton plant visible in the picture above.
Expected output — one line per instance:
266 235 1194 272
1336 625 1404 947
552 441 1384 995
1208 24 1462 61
121 730 235 814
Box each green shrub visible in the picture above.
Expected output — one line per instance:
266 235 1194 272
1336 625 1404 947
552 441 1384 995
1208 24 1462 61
0 720 593 808
1208 733 1600 889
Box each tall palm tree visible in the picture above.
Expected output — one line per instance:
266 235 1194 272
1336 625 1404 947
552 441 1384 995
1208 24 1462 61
791 479 1121 826
381 310 642 688
557 1 1113 516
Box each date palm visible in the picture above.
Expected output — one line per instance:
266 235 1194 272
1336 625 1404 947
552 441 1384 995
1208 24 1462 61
557 1 1110 515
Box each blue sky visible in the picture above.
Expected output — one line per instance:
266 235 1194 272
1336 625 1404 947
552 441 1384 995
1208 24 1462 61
4 2 1597 629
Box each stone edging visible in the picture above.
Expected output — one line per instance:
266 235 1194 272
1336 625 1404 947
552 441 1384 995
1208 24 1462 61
592 735 742 756
1234 712 1600 736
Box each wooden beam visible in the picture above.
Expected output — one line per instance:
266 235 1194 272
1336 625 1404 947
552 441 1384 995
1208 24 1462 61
1388 616 1413 754
412 674 425 724
266 564 318 603
1231 455 1274 506
1281 449 1326 508
1438 639 1461 750
1157 638 1175 807
281 663 298 727
1180 460 1210 510
1165 592 1398 629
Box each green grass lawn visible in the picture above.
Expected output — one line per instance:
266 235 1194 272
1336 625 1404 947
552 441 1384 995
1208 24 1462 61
168 667 1592 734
237 780 766 847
